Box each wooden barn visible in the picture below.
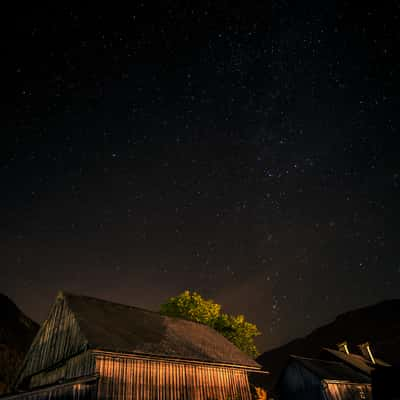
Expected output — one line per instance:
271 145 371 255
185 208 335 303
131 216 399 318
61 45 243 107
4 291 261 400
276 355 372 400
321 342 397 399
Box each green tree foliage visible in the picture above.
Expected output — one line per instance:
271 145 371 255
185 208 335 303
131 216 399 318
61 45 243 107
160 290 261 357
214 313 260 358
160 290 221 325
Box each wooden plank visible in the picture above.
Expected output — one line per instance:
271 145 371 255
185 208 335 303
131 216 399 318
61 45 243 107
2 376 97 400
17 295 87 389
93 352 253 400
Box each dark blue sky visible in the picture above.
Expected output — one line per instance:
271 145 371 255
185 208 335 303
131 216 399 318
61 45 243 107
1 2 399 352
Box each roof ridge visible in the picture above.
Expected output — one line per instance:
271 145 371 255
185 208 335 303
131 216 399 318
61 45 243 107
60 290 217 332
60 290 161 315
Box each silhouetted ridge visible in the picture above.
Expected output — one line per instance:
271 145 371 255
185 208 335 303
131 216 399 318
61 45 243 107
0 294 39 395
255 299 400 392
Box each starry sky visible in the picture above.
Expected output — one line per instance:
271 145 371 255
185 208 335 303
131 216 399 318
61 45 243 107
1 2 400 352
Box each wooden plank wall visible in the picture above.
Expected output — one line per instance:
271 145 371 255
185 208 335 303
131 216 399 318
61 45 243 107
17 295 87 387
29 352 96 389
324 382 372 400
2 381 97 400
96 353 252 400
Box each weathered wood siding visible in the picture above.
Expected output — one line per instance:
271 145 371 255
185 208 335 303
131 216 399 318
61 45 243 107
323 382 372 400
96 353 252 400
3 378 97 400
16 294 87 388
29 352 96 389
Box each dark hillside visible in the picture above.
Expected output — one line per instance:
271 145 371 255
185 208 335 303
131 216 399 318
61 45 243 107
255 299 400 391
0 294 39 394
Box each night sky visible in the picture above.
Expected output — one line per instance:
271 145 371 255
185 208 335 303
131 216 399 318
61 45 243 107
1 2 400 352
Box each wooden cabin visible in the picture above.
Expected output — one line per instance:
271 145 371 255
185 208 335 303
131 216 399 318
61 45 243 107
4 291 261 400
321 342 397 399
276 355 372 400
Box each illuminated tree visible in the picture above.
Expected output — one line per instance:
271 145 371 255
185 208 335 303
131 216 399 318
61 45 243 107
160 290 261 357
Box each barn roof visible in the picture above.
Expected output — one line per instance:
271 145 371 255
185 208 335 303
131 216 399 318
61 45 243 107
290 356 371 383
321 347 390 375
62 292 260 369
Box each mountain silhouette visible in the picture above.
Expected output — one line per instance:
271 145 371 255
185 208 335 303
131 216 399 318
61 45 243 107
0 294 39 394
255 299 400 391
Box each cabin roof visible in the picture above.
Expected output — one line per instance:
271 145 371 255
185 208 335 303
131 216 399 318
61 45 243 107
62 292 260 369
321 347 390 375
290 356 371 383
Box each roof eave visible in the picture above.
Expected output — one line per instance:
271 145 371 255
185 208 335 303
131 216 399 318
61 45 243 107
90 348 262 370
322 379 371 385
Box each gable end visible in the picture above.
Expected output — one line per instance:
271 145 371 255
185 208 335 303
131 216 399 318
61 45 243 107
15 292 88 389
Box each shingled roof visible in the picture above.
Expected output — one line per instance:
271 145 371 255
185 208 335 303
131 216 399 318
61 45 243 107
290 355 371 383
321 347 390 375
62 292 260 369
